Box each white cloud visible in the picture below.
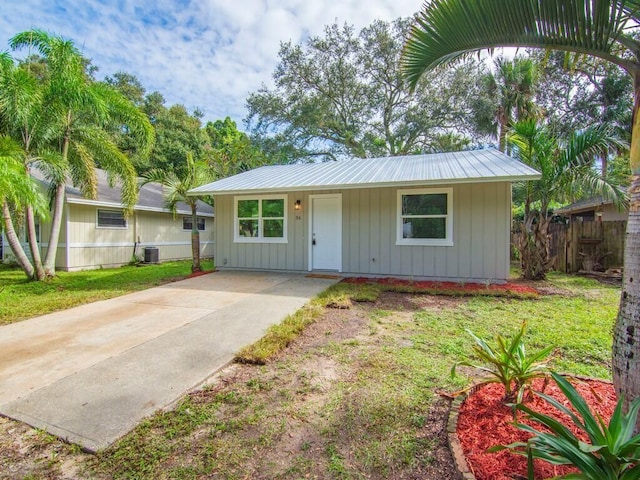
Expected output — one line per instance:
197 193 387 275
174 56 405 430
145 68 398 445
0 0 423 126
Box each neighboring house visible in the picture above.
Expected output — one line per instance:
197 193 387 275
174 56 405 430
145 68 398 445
2 169 214 271
555 197 628 222
190 149 539 282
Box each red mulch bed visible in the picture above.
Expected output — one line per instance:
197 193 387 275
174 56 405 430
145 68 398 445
457 378 617 480
186 269 216 279
343 277 539 297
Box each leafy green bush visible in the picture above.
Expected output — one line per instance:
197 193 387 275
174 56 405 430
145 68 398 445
452 321 553 402
494 372 640 480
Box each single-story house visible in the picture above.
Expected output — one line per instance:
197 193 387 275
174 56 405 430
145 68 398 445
2 169 214 271
189 149 539 282
555 197 628 222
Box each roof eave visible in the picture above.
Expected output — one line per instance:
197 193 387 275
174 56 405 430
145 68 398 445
65 197 215 217
190 174 541 196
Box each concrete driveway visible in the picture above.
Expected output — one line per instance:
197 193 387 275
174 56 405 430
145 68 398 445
0 271 338 452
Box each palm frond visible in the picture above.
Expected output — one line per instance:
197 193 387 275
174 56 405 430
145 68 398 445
73 126 138 212
68 140 98 200
402 0 638 89
0 135 48 217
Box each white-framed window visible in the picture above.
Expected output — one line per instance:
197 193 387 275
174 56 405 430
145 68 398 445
97 209 127 229
183 216 206 231
396 188 453 246
234 194 287 243
25 222 41 244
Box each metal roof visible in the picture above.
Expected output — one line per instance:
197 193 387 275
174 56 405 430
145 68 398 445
190 149 540 195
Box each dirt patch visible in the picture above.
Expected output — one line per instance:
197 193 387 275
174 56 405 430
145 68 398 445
0 416 89 479
373 291 468 312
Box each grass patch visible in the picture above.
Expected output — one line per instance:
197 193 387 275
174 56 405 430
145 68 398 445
413 278 618 380
235 283 382 364
235 303 325 364
0 260 214 325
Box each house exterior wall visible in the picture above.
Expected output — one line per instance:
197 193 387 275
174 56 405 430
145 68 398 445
565 203 628 222
214 182 512 282
62 205 214 271
602 204 627 222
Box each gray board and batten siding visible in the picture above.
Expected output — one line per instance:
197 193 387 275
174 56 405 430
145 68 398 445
192 150 540 282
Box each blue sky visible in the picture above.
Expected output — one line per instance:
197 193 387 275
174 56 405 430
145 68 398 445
1 0 422 126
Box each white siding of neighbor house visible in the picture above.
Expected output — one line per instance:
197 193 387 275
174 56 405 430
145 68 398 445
214 182 512 282
40 204 214 271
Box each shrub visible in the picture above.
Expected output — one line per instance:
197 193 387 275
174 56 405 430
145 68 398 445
452 321 553 402
493 372 640 480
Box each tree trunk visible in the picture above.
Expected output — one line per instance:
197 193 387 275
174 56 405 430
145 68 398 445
517 209 550 280
2 201 35 279
42 181 65 277
498 106 507 153
26 206 45 280
190 205 201 273
612 73 640 432
43 127 70 277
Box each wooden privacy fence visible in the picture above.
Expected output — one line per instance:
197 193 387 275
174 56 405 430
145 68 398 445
512 221 626 273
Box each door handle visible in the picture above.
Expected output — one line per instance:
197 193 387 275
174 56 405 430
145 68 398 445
312 239 316 245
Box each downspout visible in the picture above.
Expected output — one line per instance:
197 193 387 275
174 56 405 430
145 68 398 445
65 202 70 271
133 211 139 261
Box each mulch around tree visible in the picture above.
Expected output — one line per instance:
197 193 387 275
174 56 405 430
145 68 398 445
343 277 540 297
186 269 216 279
457 378 617 480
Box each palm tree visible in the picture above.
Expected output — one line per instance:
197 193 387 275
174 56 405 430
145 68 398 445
0 135 49 277
401 0 640 425
510 120 625 279
143 153 214 272
0 51 52 279
8 29 154 278
488 57 540 152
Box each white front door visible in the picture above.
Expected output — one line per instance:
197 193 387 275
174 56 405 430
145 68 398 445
310 194 342 271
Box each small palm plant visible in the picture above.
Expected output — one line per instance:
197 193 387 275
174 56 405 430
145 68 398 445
452 322 554 403
492 372 640 480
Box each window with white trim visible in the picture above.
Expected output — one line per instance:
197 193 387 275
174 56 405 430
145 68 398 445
234 195 287 243
25 222 41 244
97 209 127 229
183 216 206 231
396 188 453 246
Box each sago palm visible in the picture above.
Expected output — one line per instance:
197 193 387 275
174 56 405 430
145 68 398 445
401 0 640 427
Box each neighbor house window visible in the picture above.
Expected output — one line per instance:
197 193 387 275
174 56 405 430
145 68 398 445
25 222 41 244
234 195 287 243
396 188 453 246
183 216 206 231
97 209 127 228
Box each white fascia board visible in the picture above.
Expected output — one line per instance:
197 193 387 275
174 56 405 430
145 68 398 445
65 198 214 217
195 174 542 196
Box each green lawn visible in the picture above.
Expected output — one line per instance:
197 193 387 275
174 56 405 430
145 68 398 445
0 259 214 325
0 271 621 479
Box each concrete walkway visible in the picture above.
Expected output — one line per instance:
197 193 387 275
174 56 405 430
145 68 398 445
0 271 338 452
